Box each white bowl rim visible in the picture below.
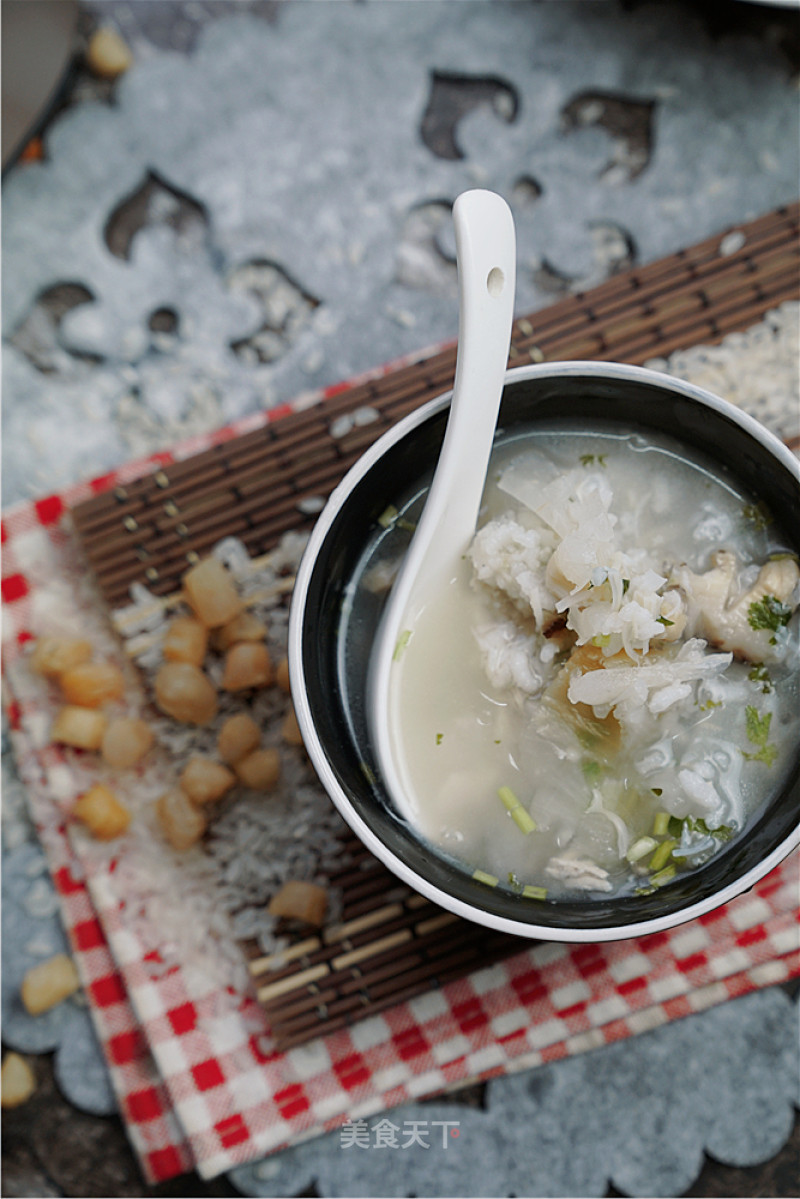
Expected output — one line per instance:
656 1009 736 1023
289 359 800 943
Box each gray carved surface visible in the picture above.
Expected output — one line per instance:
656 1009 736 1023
3 1 799 504
229 985 800 1198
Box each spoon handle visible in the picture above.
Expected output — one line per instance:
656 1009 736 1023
433 189 517 551
369 190 516 821
392 189 516 612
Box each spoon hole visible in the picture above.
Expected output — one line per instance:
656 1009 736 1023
486 266 505 297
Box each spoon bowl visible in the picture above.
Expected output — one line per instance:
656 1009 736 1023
369 189 516 824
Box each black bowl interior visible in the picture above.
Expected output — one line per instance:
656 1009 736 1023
300 372 800 931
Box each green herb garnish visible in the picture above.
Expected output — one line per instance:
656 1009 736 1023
747 595 792 644
581 760 603 785
742 705 778 765
742 501 772 531
748 663 773 694
580 453 607 467
472 869 499 887
435 732 443 746
680 816 734 841
522 884 548 900
698 698 722 711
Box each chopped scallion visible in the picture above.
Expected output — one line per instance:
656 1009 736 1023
626 836 658 863
522 884 548 900
498 786 536 834
498 785 520 811
648 838 677 872
472 869 499 887
378 504 399 528
392 629 411 661
650 864 677 887
511 806 537 834
652 811 671 837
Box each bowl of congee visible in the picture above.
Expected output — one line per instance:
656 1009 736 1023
289 361 800 941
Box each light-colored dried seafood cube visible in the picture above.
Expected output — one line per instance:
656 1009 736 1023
86 26 133 79
50 705 107 750
101 716 153 769
183 557 244 628
179 755 236 805
21 954 81 1015
281 705 304 746
155 788 207 850
275 655 291 694
221 642 272 691
268 880 328 928
30 637 93 678
211 610 268 652
217 712 261 764
162 616 208 667
1 1054 36 1109
73 784 131 840
154 662 218 725
234 747 281 791
59 661 125 708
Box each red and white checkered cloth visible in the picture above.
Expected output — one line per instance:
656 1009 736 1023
3 383 799 1184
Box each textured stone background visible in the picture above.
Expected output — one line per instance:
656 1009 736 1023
3 0 799 505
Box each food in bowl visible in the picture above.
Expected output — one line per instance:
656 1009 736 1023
291 362 800 938
388 424 799 899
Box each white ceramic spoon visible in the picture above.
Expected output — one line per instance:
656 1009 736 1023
369 188 516 822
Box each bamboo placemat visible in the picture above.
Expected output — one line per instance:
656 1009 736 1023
70 202 799 1050
71 202 799 608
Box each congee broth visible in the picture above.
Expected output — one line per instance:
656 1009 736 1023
383 424 800 899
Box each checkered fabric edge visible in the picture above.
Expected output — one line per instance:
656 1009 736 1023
3 379 799 1183
4 721 195 1184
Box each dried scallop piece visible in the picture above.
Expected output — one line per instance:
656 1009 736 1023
154 662 218 725
73 783 131 840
